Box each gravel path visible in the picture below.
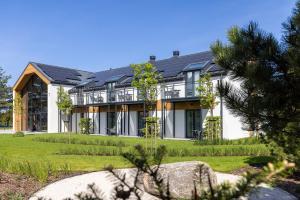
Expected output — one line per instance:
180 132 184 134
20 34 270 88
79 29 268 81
30 169 297 200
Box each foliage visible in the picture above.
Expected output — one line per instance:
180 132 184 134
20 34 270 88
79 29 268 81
0 134 272 172
0 108 12 127
194 137 260 145
143 117 160 137
211 2 300 165
57 143 270 157
131 62 161 110
13 131 25 137
0 192 24 200
0 156 71 182
13 93 23 115
198 160 294 200
79 118 92 134
203 116 221 140
57 86 73 115
33 135 127 147
0 67 12 111
196 73 219 116
13 93 23 129
131 62 162 152
70 145 294 200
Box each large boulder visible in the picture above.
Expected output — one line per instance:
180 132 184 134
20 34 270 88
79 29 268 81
143 161 217 199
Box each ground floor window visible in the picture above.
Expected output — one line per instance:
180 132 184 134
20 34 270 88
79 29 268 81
107 112 116 135
22 74 48 132
137 111 145 136
186 109 202 138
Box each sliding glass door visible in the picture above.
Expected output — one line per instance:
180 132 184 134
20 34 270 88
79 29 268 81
186 110 201 138
107 112 116 135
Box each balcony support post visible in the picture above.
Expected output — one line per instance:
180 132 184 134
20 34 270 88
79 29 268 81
173 102 175 138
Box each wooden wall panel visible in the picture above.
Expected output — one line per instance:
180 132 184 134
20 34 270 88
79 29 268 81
173 101 201 110
21 90 28 131
72 101 201 113
14 64 50 92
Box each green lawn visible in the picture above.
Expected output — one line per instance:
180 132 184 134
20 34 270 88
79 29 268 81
0 134 272 173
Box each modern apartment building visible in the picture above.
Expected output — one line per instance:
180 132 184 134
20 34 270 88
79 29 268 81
13 51 248 139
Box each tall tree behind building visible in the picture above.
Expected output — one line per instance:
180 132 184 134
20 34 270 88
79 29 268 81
0 67 12 127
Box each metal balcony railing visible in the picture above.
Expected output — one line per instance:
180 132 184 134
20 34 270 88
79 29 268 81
72 81 200 105
161 81 199 99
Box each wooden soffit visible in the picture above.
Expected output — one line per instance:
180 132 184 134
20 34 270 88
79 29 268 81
13 63 51 92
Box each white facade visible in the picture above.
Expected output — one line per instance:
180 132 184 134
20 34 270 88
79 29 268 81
47 84 73 133
67 74 249 139
13 61 249 139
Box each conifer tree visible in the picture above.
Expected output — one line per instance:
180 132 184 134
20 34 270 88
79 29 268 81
211 2 300 164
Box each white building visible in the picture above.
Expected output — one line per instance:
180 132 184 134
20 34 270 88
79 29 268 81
13 51 248 139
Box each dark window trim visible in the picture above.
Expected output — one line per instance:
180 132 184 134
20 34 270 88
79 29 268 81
185 109 202 138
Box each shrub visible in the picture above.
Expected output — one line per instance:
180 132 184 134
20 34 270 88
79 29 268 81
79 118 92 134
13 131 25 137
58 146 123 156
0 156 71 182
57 144 269 157
203 116 221 140
167 145 269 157
33 136 127 147
194 137 261 145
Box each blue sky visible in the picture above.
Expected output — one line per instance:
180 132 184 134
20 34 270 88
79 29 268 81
0 0 296 85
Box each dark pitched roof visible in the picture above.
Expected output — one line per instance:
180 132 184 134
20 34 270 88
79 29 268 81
31 62 95 85
30 51 224 89
86 51 221 89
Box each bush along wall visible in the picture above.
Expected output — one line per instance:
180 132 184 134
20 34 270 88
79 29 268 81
203 116 221 140
79 118 92 134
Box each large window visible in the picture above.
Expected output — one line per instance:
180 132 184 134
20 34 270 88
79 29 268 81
107 112 116 135
22 75 48 131
185 71 200 97
186 110 201 138
107 82 116 102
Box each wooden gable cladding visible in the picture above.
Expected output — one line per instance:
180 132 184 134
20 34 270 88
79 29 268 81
13 64 51 131
13 63 51 92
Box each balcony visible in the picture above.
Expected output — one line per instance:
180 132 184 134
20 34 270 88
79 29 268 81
161 81 199 100
109 88 141 103
71 82 199 106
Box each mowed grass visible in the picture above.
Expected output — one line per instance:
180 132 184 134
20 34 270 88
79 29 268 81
0 134 273 173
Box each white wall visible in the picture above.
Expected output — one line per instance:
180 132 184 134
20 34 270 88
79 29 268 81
47 84 73 133
116 112 122 134
100 112 107 134
164 110 174 138
174 110 185 138
221 76 248 139
94 112 100 134
129 111 138 136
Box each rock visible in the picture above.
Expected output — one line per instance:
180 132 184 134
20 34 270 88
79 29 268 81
143 161 217 199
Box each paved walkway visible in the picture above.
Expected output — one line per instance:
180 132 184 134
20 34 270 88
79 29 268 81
30 169 297 200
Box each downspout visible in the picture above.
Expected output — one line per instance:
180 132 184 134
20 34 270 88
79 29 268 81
220 74 224 140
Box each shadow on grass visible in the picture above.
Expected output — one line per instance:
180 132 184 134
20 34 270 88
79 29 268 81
245 156 276 167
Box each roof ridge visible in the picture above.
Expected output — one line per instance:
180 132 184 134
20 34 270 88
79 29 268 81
94 50 212 73
30 62 95 74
